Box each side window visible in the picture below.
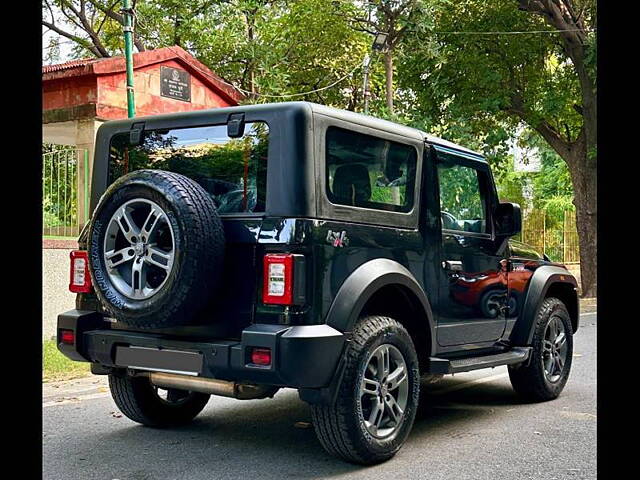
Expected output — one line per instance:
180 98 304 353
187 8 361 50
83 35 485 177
326 126 417 213
437 155 488 234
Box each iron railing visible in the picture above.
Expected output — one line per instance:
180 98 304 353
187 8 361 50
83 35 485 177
42 147 89 238
518 209 580 264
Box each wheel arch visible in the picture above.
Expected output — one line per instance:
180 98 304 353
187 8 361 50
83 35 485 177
510 265 579 346
325 258 436 363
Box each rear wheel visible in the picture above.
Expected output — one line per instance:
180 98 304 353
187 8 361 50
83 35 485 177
108 373 210 427
311 316 420 465
508 297 573 401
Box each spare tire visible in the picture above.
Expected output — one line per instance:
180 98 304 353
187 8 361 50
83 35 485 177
87 170 225 328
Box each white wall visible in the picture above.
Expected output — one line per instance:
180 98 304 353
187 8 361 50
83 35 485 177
43 248 77 340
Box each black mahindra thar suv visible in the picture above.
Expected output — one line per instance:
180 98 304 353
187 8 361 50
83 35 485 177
58 102 578 464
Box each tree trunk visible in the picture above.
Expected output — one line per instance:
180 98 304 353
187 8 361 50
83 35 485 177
384 50 394 114
517 115 597 297
568 150 597 298
244 10 257 99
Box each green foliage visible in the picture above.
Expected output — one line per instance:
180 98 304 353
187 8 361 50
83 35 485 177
438 158 484 221
45 0 590 234
42 144 79 229
369 171 407 206
493 156 529 207
167 140 250 181
133 0 370 108
397 0 594 177
532 152 574 202
43 339 90 382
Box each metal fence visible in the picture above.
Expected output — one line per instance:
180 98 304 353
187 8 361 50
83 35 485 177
518 209 580 264
42 147 89 237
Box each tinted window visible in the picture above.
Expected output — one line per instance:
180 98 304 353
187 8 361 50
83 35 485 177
326 127 417 213
109 122 269 214
437 157 487 233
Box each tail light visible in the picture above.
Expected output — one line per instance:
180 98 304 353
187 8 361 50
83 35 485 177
60 329 75 345
69 250 92 293
262 253 305 305
250 347 272 366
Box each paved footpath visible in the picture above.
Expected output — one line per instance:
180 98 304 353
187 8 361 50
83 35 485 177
43 311 597 480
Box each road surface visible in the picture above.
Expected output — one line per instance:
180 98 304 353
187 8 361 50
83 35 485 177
43 312 597 480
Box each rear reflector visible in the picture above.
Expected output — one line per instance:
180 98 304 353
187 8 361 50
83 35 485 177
251 347 272 366
60 329 75 345
263 254 294 305
69 250 92 293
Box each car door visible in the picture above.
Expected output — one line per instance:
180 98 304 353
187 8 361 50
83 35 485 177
433 147 508 347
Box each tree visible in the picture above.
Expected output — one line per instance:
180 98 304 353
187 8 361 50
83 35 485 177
42 0 147 57
516 0 596 297
399 0 596 296
42 0 370 108
193 0 369 106
348 1 421 114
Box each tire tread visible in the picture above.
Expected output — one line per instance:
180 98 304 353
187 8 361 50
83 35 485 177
508 297 573 401
311 316 419 465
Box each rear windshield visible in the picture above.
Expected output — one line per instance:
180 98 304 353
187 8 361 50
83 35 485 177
109 122 269 214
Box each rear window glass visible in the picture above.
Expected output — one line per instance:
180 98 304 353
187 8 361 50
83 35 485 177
326 127 417 213
109 122 269 214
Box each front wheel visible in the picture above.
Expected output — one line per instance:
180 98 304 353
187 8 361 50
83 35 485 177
109 373 210 427
311 316 420 465
508 297 573 401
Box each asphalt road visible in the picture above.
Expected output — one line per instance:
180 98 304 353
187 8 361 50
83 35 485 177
43 312 597 480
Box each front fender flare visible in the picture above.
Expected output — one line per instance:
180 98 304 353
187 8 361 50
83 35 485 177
510 265 578 346
325 258 436 354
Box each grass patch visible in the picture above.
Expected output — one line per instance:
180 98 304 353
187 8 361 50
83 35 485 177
43 339 91 383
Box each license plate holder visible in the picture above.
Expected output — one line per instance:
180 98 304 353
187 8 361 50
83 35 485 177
115 346 203 376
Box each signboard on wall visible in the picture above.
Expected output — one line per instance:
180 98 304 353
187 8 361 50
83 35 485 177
160 66 191 102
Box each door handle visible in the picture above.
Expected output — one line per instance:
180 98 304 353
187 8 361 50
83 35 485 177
442 260 463 272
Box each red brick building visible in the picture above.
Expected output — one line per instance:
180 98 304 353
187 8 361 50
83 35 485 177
42 45 242 123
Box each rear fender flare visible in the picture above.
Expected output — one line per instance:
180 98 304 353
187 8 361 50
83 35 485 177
325 258 436 354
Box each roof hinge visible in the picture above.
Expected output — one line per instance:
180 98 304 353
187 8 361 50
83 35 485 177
129 121 145 145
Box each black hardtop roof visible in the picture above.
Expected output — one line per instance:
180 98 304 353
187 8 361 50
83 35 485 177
307 102 484 160
101 101 484 160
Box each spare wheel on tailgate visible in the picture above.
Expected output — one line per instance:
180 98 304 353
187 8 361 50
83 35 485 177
87 169 225 328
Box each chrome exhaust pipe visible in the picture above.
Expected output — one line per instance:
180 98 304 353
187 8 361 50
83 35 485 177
148 371 278 400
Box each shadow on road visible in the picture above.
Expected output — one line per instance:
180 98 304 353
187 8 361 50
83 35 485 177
68 377 527 479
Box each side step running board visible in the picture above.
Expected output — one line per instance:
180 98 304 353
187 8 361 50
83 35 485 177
427 347 532 374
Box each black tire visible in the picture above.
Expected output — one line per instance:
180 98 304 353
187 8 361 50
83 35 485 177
311 316 420 465
108 373 210 427
88 170 225 328
508 297 573 401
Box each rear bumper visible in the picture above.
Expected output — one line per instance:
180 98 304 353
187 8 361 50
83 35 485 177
57 310 345 389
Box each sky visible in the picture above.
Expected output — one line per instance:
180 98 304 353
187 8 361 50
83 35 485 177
42 27 77 65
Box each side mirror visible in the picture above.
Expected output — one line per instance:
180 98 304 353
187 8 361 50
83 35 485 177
495 202 522 237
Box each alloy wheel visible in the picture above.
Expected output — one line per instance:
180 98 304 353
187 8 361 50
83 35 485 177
359 343 409 438
103 198 175 299
541 315 568 383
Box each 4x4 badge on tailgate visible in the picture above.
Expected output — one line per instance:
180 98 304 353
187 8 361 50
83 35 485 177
326 230 349 248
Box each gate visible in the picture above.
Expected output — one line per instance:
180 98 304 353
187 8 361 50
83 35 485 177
42 147 89 238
